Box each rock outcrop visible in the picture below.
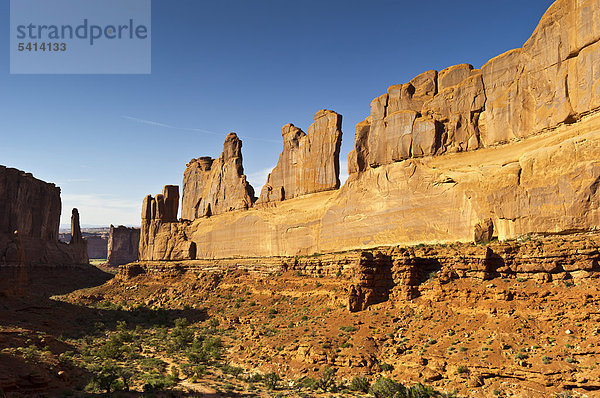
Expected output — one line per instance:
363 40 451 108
136 0 600 261
106 225 140 266
68 208 88 264
86 234 108 259
0 166 89 265
140 185 196 261
181 133 255 220
348 0 600 174
257 110 342 204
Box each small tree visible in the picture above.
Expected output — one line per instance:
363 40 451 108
263 372 281 390
316 367 337 392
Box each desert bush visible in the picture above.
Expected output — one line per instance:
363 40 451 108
97 338 130 360
263 372 281 390
370 377 406 398
380 363 394 371
295 376 318 390
315 367 337 392
186 336 223 364
167 318 195 353
542 356 551 364
349 375 370 393
86 362 124 394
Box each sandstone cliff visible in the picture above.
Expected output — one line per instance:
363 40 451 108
137 0 600 261
181 133 255 220
256 110 342 204
106 225 140 266
0 166 89 265
348 0 600 173
140 185 196 261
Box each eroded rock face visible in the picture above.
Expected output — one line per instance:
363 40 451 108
136 0 600 261
140 185 196 261
181 133 255 220
0 166 61 242
68 208 88 264
0 166 89 265
256 110 342 204
350 0 600 174
106 225 140 266
474 219 494 244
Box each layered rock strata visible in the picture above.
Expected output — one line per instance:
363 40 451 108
348 0 600 173
257 110 343 204
122 231 600 312
140 185 196 261
0 166 88 265
137 0 600 261
181 133 255 220
106 225 140 266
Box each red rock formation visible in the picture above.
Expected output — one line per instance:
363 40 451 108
68 208 88 264
0 166 89 265
106 225 140 266
256 110 342 204
136 0 600 261
181 133 255 220
85 234 108 259
348 0 600 174
140 185 196 261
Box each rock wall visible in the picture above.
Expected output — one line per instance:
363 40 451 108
137 0 600 261
348 0 600 174
181 133 255 220
122 231 600 312
256 110 342 204
140 185 196 261
0 166 61 242
86 234 108 259
106 225 140 266
0 166 89 265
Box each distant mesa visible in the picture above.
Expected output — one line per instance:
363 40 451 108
106 225 140 266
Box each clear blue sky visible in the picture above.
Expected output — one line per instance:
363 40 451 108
0 0 553 227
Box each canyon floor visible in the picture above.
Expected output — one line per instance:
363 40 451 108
2 241 600 398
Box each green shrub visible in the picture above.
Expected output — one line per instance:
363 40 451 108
315 367 336 392
186 336 222 364
542 356 551 364
295 376 318 390
86 363 124 394
369 377 406 398
339 326 358 333
349 376 370 393
263 372 280 390
380 363 394 371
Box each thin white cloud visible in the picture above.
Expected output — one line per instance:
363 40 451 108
64 178 92 183
339 159 349 185
61 193 140 226
123 116 280 144
247 167 273 193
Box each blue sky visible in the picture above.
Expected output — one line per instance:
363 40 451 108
0 0 553 227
